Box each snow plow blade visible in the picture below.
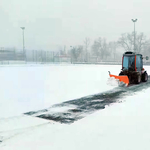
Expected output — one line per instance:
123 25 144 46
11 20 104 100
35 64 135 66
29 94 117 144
108 71 129 86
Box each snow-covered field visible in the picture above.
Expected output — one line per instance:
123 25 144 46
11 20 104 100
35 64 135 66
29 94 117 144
0 64 150 150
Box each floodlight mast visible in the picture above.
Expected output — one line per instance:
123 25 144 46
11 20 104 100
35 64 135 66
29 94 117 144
20 27 25 60
131 19 137 51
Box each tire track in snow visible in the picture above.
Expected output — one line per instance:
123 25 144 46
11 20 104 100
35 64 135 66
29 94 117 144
0 115 50 143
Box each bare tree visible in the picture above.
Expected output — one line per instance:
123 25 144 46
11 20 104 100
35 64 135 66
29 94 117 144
91 37 109 61
135 33 150 53
101 38 109 59
118 33 133 51
59 45 67 55
118 32 150 53
109 41 118 60
91 38 101 61
84 37 90 62
70 45 83 62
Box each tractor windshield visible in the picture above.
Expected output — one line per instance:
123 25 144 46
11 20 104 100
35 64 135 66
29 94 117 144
123 56 135 70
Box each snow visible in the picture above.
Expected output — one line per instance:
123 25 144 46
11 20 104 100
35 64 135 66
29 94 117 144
0 64 118 118
0 64 150 150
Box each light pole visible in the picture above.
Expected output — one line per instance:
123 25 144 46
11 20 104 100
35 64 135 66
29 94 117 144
70 46 72 63
131 19 137 51
20 27 25 60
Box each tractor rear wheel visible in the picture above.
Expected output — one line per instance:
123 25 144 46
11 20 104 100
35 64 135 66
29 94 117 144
142 72 148 82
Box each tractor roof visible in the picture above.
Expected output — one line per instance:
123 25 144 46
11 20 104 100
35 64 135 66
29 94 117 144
123 51 142 57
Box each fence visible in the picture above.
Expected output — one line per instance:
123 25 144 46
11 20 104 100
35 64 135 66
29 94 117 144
0 50 25 61
26 50 55 63
0 49 148 65
0 49 71 64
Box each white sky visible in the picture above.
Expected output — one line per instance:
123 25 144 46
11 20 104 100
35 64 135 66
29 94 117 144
0 0 150 50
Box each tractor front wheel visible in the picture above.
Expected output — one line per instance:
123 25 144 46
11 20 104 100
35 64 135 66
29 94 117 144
119 72 124 76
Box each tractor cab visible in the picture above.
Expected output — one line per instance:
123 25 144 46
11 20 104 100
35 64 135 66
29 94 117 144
122 51 143 72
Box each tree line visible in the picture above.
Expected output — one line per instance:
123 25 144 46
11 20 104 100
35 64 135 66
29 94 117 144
61 32 150 62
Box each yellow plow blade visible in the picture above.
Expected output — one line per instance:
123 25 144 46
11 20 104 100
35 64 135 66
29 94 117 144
109 72 129 86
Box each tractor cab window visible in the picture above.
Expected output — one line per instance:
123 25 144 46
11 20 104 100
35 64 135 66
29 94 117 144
129 56 135 69
123 56 135 70
123 56 128 70
136 55 142 70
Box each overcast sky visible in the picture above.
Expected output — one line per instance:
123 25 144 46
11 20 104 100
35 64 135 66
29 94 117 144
0 0 150 51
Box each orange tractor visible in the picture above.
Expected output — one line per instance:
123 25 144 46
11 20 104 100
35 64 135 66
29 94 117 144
109 51 149 86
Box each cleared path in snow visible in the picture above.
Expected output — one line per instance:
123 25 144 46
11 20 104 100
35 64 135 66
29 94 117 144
24 76 150 124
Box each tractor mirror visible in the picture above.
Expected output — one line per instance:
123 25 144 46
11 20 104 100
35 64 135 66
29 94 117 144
146 56 149 60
